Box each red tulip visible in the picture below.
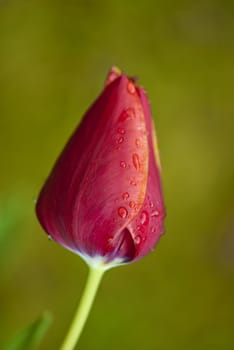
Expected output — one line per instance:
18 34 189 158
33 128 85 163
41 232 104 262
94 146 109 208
36 67 165 269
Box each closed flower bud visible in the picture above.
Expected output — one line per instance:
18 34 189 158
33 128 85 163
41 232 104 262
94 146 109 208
36 67 165 269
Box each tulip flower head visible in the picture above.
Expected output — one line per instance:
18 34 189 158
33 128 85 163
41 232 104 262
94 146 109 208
36 67 165 270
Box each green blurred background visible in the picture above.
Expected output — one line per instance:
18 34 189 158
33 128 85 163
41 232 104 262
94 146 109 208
0 0 234 349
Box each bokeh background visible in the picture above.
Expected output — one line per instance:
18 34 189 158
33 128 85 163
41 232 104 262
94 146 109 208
0 0 234 349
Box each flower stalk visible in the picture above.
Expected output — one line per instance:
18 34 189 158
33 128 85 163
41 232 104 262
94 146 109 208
60 266 105 350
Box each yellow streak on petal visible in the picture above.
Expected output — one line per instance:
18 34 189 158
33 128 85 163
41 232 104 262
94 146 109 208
152 121 162 171
134 121 149 212
138 146 148 204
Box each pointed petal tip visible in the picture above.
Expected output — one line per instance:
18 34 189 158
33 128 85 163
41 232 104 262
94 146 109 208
111 66 122 75
105 66 122 86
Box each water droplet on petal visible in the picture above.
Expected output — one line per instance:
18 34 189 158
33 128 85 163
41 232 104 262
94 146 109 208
137 225 144 233
130 180 137 186
135 138 141 148
129 201 135 208
127 81 136 94
105 233 112 240
117 136 124 144
48 235 52 241
134 204 140 212
120 161 126 168
135 235 142 244
149 201 154 208
117 127 125 134
119 108 135 122
140 211 149 225
122 192 129 200
118 207 128 218
132 153 140 171
151 210 160 217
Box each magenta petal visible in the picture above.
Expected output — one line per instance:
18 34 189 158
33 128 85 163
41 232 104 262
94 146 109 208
36 68 166 268
36 73 149 264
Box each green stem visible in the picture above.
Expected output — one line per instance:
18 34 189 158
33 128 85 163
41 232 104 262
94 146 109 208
60 266 105 350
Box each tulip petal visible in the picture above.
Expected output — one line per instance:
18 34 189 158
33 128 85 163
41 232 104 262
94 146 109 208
36 73 149 264
126 87 165 261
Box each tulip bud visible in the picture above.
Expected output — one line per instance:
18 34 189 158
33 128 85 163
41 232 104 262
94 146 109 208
36 67 165 269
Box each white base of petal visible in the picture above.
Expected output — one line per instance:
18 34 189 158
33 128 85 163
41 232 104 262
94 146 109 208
78 252 127 271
